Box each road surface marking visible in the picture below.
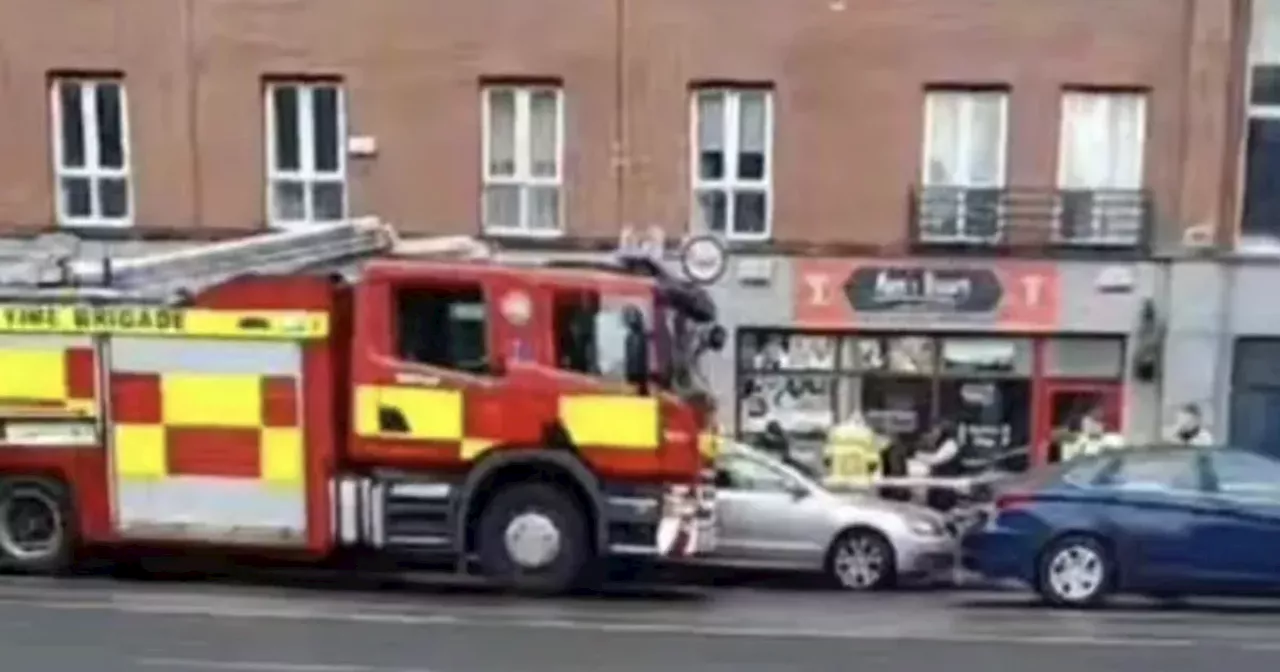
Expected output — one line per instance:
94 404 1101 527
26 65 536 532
137 659 372 672
136 658 438 672
0 592 1203 650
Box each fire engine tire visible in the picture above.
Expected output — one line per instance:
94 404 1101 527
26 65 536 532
0 477 76 576
475 483 591 594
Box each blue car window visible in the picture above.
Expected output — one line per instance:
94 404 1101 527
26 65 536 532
1208 451 1280 502
1103 451 1200 493
1059 456 1116 487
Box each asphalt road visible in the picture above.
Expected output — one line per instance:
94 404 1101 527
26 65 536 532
2 571 1280 672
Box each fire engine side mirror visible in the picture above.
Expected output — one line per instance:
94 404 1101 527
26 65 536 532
622 306 650 394
706 325 726 353
624 329 650 394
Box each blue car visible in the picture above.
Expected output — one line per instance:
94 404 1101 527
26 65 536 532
963 445 1280 607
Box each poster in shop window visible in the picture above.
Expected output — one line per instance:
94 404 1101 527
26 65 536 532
791 258 1059 330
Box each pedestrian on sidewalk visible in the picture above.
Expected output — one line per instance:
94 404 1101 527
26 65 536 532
1165 403 1214 447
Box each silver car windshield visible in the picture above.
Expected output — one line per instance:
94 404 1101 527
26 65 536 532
722 443 820 492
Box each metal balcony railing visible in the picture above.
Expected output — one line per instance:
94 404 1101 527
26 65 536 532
910 186 1152 250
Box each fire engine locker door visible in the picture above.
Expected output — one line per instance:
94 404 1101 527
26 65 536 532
105 337 310 547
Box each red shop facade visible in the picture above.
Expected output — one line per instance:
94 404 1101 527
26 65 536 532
734 258 1128 472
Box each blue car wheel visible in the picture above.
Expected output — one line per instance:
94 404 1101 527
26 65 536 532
1036 535 1114 608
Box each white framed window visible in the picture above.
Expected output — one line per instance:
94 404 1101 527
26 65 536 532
919 89 1009 242
1056 91 1148 244
691 88 773 240
481 85 564 236
50 77 132 228
265 80 347 228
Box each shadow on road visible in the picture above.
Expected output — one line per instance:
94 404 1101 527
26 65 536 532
956 594 1280 616
60 556 710 603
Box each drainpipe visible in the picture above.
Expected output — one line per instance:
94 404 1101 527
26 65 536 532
182 0 204 231
612 0 628 232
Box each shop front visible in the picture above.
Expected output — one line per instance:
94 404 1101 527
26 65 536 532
733 258 1145 473
1220 262 1280 457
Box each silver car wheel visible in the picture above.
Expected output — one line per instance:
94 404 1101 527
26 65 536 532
832 532 890 590
1046 544 1105 603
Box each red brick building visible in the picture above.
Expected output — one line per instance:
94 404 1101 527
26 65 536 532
0 0 1248 249
0 0 1269 464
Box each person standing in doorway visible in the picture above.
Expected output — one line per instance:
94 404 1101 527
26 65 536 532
913 421 963 511
1060 407 1125 460
1166 403 1214 447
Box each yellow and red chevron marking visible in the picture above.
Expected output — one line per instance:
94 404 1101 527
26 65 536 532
109 372 303 488
0 340 98 418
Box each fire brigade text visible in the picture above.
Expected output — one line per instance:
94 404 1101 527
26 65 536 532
0 306 185 333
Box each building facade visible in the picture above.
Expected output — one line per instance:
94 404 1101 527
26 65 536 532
1 0 1277 465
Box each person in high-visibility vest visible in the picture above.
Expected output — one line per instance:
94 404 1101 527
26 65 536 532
823 412 885 484
1060 408 1124 461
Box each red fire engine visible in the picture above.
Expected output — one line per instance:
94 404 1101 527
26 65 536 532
0 219 723 593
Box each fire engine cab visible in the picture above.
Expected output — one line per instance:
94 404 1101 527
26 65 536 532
0 218 722 593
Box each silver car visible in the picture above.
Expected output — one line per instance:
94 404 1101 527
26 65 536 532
703 442 958 590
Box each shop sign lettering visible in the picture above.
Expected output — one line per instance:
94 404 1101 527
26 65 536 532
844 267 1003 314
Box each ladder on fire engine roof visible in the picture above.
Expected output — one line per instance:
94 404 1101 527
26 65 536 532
0 217 496 305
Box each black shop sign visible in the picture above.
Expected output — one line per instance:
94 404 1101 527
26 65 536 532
843 266 1003 315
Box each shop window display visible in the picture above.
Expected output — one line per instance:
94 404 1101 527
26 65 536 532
737 329 1040 473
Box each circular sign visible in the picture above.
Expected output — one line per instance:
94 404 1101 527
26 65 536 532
500 290 533 326
679 235 727 285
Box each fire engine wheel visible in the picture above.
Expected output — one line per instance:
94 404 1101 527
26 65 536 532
0 478 75 575
476 483 590 594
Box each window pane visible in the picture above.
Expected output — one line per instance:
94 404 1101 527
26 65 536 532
939 379 1032 470
271 86 301 172
1243 118 1280 238
528 185 560 231
1059 92 1145 189
486 89 517 177
884 337 935 374
94 82 125 169
737 91 767 179
529 90 559 178
1252 65 1280 106
966 93 1005 186
271 180 306 221
311 86 340 173
60 177 92 218
940 338 1032 376
732 190 767 235
696 91 725 180
840 337 882 371
1107 452 1200 492
739 374 834 435
741 333 835 372
694 189 727 233
58 82 85 169
737 331 767 370
716 455 790 493
862 377 932 436
592 297 633 381
924 92 963 185
482 184 521 230
98 177 128 219
395 287 489 374
1046 338 1125 378
311 181 345 221
1211 451 1280 500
